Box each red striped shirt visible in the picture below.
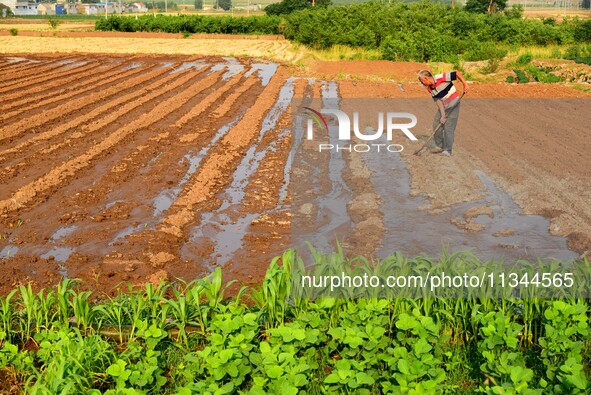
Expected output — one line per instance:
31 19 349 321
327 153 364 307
427 72 459 108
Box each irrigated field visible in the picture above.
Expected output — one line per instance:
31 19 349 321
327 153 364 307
0 54 303 292
1 54 590 294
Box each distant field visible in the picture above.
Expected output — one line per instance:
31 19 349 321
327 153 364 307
0 22 94 31
522 7 591 19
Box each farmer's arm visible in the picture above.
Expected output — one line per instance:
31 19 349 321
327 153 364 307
455 71 470 94
436 100 447 124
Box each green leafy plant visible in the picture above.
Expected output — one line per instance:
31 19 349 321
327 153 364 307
514 69 529 83
477 311 541 394
538 301 589 393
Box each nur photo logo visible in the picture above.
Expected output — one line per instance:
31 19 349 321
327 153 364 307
302 106 418 153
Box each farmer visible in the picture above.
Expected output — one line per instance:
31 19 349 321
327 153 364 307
418 69 469 156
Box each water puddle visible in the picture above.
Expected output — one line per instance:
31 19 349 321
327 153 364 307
169 60 208 74
125 62 143 70
152 115 243 217
5 57 31 63
363 140 577 262
35 225 78 275
183 78 296 266
210 58 245 80
111 224 148 244
0 245 18 259
55 59 88 70
140 152 162 174
245 63 278 86
41 247 73 263
291 81 355 256
159 62 175 69
51 225 78 240
105 199 125 209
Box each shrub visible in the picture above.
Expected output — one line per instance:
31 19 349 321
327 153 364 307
525 65 563 83
463 41 508 62
514 69 529 83
515 52 532 66
504 4 524 19
9 28 18 36
506 75 515 83
48 18 60 30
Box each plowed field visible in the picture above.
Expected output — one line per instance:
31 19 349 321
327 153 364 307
1 54 590 294
0 54 300 292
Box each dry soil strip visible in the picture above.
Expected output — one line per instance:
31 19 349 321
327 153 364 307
0 55 78 81
173 70 252 128
159 70 287 237
0 63 161 141
0 65 182 171
177 75 260 142
0 63 152 124
0 59 94 94
53 67 262 246
0 68 223 214
0 61 111 108
210 77 261 119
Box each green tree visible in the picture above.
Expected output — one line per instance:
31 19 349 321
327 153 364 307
195 0 203 9
464 0 507 13
265 0 330 16
217 0 231 10
583 0 590 9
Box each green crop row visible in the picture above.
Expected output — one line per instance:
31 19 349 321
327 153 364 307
1 249 590 394
95 14 281 35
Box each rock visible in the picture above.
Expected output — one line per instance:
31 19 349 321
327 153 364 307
149 251 176 268
147 270 169 285
299 203 314 215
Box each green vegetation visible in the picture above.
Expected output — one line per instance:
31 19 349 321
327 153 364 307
564 44 591 65
265 0 331 16
514 69 530 83
47 18 61 30
95 14 281 34
217 0 233 11
12 14 102 21
514 51 533 66
525 64 563 82
1 249 590 393
9 28 18 36
92 2 591 66
464 0 507 14
283 1 591 62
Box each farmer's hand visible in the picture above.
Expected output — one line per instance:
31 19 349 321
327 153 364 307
463 84 470 95
440 116 447 124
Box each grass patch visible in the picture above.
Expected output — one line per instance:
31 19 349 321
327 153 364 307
273 43 381 62
514 69 530 83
